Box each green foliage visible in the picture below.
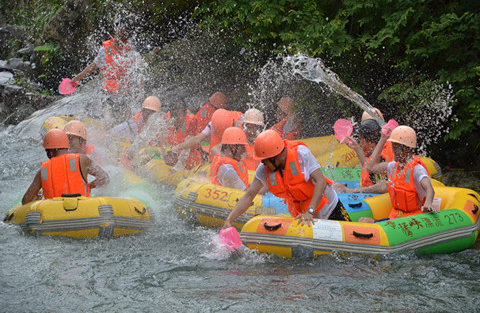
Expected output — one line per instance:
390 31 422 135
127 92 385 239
196 0 480 140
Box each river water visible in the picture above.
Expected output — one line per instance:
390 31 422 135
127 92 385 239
1 94 480 312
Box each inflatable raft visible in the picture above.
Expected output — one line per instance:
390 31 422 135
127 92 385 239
173 177 290 229
3 196 153 238
239 186 480 257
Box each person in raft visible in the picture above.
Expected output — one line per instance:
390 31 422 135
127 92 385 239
241 108 265 171
110 95 162 143
194 91 228 134
270 97 302 140
64 120 103 165
210 127 249 191
223 129 350 228
22 129 110 205
334 112 394 194
358 126 437 223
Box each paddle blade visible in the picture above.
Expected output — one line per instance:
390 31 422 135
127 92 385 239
220 227 241 252
334 119 353 143
59 78 77 95
382 119 399 135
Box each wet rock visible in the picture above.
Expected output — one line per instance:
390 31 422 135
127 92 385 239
0 71 14 84
6 58 32 75
0 25 26 59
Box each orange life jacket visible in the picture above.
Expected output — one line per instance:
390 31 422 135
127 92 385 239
266 140 333 217
387 156 429 219
209 110 243 161
360 141 395 187
40 154 90 198
129 110 144 134
166 113 203 169
210 155 249 189
100 39 132 92
243 143 260 171
195 100 217 134
270 114 302 140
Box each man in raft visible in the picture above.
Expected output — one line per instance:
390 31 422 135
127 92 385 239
64 120 102 165
223 129 350 228
270 97 302 140
359 125 437 222
210 127 249 191
22 129 110 205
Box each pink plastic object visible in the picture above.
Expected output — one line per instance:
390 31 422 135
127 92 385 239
220 227 241 252
334 119 353 143
382 119 399 135
59 78 78 95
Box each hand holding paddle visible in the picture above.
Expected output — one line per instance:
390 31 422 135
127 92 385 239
59 78 78 95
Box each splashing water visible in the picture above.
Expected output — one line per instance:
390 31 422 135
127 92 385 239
285 53 385 126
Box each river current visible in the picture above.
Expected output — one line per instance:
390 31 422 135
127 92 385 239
1 94 480 312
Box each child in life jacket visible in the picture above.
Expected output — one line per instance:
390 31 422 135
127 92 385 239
210 127 249 191
359 126 436 223
333 114 393 194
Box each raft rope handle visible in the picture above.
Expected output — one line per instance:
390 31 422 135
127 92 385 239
353 231 374 239
347 202 362 208
135 207 147 215
61 193 82 197
264 222 282 231
472 204 479 215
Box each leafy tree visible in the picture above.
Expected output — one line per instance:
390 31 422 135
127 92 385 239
195 0 480 140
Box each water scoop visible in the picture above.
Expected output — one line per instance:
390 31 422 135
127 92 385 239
382 119 399 135
334 119 353 143
220 227 242 252
59 78 78 95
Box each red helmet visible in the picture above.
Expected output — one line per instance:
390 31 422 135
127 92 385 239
64 120 87 140
388 125 417 148
142 96 162 112
221 127 248 145
211 109 237 138
209 92 227 109
254 130 285 160
43 129 69 149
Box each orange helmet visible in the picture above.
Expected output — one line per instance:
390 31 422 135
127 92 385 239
277 97 293 114
221 127 248 145
211 109 237 137
388 125 417 148
361 108 384 122
209 91 227 109
43 129 69 149
242 108 265 127
142 96 162 112
64 120 87 140
254 129 285 160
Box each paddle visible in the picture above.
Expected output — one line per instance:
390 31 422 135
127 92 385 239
333 119 353 144
59 78 78 95
382 119 399 135
219 227 242 252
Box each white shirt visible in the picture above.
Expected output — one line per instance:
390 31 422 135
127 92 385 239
201 122 212 136
387 161 430 202
254 145 338 219
216 164 247 191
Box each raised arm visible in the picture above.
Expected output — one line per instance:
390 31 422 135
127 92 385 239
72 62 99 84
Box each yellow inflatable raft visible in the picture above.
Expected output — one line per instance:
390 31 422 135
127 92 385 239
173 177 289 229
240 186 480 257
3 196 153 238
